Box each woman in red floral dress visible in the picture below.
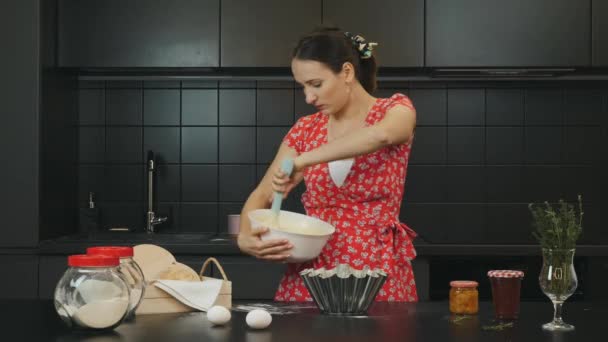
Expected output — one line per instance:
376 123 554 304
237 27 418 302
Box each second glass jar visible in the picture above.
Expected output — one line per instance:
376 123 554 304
449 280 479 315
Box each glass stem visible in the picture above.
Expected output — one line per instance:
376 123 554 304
553 301 563 323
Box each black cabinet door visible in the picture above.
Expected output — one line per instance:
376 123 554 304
213 257 285 299
426 0 590 67
592 0 608 66
323 0 424 67
0 0 39 247
39 256 67 299
0 255 38 299
59 0 220 67
221 0 322 67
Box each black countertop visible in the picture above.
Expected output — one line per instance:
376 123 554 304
0 300 600 341
32 233 608 256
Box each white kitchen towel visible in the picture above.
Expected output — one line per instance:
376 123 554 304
154 279 222 312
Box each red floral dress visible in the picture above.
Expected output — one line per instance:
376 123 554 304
275 93 418 302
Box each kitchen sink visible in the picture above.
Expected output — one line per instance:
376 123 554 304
70 232 216 244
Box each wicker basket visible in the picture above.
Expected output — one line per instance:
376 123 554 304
136 257 232 315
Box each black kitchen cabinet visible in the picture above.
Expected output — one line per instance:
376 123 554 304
0 255 39 299
426 0 590 67
323 0 424 67
221 0 321 67
0 0 40 247
592 0 608 66
39 256 66 299
212 256 430 301
213 256 286 299
58 0 220 67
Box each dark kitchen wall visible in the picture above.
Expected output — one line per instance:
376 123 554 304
76 79 608 241
39 0 79 241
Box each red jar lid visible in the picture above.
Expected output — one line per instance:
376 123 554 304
68 254 119 267
487 270 525 278
450 280 478 288
87 246 134 258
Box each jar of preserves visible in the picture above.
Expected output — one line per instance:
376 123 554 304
449 280 479 315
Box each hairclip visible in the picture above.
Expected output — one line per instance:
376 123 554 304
344 32 378 59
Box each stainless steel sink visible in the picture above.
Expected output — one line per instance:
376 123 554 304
82 232 215 243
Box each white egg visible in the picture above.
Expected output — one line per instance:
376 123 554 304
207 305 231 325
246 309 272 329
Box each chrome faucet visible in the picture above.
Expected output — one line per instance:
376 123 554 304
146 151 167 233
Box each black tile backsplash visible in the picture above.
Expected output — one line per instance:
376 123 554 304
447 127 484 164
143 127 180 163
447 89 485 125
181 165 217 202
181 89 218 125
78 127 104 163
257 127 290 163
486 89 524 126
219 165 256 202
154 164 180 202
181 203 218 233
78 89 105 125
525 89 562 125
409 89 447 125
447 166 485 203
486 166 524 203
76 80 607 245
409 127 447 164
78 166 104 203
143 89 180 125
106 127 142 163
105 165 143 201
106 89 142 125
563 89 603 125
219 127 255 163
219 89 256 125
485 127 524 164
524 127 562 164
182 127 218 163
257 89 294 126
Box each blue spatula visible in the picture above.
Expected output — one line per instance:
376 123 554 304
270 158 294 224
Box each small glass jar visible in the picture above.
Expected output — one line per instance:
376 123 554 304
87 246 146 318
449 280 479 315
54 254 130 330
488 270 524 320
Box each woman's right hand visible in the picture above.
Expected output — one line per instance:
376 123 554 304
237 227 293 262
271 166 300 200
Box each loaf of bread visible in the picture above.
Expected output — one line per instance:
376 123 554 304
158 262 200 281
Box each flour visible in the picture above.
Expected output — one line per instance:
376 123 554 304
129 288 143 310
72 298 129 329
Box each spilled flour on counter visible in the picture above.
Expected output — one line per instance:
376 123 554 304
72 299 129 329
233 303 317 315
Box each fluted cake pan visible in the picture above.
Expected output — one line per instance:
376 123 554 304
300 264 388 315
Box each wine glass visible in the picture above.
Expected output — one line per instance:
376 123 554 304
538 248 578 331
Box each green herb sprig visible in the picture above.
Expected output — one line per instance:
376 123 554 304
482 322 514 331
528 195 583 250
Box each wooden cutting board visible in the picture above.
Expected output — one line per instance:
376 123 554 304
133 244 176 281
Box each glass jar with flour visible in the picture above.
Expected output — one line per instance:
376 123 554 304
87 246 146 318
54 254 130 330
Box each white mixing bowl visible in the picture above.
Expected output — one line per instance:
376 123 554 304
247 209 335 263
